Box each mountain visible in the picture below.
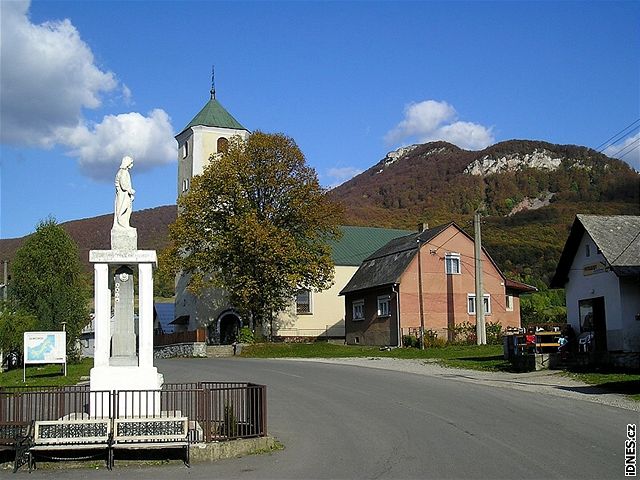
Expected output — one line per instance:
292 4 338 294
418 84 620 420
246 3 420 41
327 139 640 284
0 206 176 271
1 140 637 286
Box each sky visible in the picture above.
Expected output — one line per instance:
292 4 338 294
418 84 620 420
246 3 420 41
0 0 638 239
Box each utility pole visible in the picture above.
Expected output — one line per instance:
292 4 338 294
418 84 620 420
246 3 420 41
417 238 425 350
474 212 486 345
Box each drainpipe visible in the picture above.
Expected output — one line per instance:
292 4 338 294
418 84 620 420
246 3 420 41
392 283 401 347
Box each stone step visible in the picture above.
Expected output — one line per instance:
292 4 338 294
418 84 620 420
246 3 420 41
206 345 235 358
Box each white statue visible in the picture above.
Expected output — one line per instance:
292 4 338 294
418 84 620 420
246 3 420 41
114 156 135 229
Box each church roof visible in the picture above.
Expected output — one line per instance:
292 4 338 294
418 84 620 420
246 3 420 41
179 96 247 135
329 226 413 266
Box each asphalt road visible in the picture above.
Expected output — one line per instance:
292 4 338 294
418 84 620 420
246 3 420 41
12 357 637 479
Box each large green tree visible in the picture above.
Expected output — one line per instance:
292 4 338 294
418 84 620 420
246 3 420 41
0 302 37 354
11 218 90 358
165 132 343 332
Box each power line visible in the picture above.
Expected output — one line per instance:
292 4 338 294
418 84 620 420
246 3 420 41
608 229 640 267
613 139 640 161
595 118 640 151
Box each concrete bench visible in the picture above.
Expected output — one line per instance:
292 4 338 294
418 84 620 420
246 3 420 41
0 421 32 472
110 417 190 468
28 418 111 471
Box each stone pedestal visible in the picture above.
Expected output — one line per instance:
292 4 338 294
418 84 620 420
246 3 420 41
89 249 163 417
111 227 137 251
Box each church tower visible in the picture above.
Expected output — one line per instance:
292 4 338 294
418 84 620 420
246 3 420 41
175 85 249 197
173 82 250 339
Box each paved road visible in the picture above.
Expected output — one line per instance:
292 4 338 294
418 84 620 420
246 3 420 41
12 357 638 479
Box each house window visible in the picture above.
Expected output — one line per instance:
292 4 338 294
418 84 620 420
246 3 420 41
296 289 312 314
182 178 190 193
352 300 364 321
505 294 514 311
182 141 189 159
217 137 229 153
377 295 391 317
468 294 491 315
585 243 591 257
445 253 461 274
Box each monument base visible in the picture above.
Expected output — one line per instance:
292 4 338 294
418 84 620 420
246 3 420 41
90 365 164 417
111 227 138 251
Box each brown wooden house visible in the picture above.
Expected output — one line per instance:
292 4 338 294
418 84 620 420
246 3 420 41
340 223 535 346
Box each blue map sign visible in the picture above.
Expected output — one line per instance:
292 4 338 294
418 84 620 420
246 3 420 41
23 331 67 382
24 332 66 364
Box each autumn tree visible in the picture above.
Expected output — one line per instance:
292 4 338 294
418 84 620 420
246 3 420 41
165 132 342 334
10 218 90 359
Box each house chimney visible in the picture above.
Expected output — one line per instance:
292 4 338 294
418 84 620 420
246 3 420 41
417 222 428 232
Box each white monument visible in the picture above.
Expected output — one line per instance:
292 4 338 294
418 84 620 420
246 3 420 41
90 156 163 417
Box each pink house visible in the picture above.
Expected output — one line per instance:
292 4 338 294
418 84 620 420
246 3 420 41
340 223 535 346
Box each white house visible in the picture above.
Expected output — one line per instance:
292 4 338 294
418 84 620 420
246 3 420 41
551 214 640 354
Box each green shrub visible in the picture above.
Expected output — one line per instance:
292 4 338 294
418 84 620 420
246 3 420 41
238 326 254 344
402 335 418 348
449 321 477 345
486 321 504 345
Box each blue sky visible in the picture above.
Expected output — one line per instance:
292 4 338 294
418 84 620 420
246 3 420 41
1 0 638 239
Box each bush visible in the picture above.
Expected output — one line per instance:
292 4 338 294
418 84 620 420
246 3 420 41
449 322 477 345
238 327 255 344
486 321 504 345
402 335 418 348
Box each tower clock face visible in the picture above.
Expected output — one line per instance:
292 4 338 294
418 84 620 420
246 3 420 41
119 272 130 282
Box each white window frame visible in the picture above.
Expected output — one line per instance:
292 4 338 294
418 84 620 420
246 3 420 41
352 299 365 321
377 295 391 317
445 253 461 275
467 294 491 315
182 141 189 159
505 294 514 312
296 289 312 315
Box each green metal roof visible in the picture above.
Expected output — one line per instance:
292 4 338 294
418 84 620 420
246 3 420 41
329 226 413 266
180 96 247 133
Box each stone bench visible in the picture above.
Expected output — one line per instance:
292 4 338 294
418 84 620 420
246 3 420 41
0 421 32 472
110 417 190 469
28 418 111 471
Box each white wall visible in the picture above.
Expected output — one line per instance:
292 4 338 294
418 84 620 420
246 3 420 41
565 232 624 350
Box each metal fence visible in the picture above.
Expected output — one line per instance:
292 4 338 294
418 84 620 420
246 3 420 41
0 382 266 443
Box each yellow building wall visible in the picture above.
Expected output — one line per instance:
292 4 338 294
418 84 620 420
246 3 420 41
274 265 356 337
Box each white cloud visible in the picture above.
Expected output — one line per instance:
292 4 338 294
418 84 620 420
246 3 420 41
324 166 363 188
385 100 494 150
59 109 176 180
603 131 640 170
0 0 175 180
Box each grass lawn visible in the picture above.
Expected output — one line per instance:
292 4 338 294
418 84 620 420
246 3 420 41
564 370 640 401
0 358 93 388
240 342 510 371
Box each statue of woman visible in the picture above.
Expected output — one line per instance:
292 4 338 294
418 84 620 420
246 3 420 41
114 156 135 229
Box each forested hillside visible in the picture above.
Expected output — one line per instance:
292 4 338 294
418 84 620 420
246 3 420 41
1 140 637 294
328 140 640 286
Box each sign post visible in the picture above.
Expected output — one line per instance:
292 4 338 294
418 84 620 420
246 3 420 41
23 331 67 382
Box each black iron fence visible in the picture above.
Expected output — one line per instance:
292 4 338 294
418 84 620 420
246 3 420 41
0 382 266 443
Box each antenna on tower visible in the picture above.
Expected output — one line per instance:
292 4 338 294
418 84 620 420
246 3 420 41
210 65 216 100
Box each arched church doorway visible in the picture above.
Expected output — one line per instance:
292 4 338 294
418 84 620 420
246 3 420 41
218 312 241 345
